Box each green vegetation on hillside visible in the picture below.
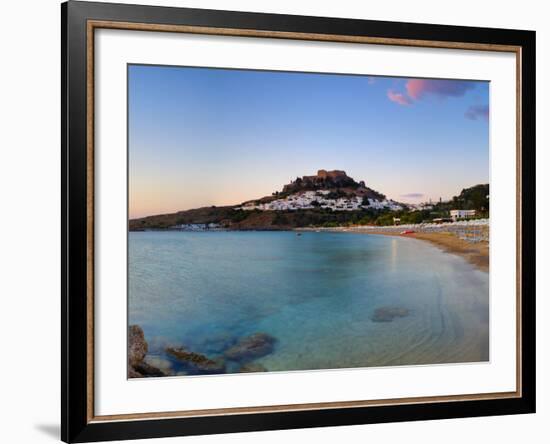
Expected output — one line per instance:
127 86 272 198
451 184 489 211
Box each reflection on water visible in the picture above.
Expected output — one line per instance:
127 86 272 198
390 237 398 272
128 231 489 375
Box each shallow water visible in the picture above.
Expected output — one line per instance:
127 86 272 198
128 231 489 375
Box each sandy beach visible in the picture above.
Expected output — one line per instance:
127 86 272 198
363 231 489 272
298 221 489 273
406 232 488 272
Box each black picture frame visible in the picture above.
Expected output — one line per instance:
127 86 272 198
62 1 536 442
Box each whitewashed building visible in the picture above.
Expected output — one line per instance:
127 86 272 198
450 209 476 220
238 190 403 212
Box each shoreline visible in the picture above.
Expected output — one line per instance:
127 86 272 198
132 224 489 273
299 226 489 273
379 231 488 273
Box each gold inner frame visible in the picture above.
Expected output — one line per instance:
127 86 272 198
86 19 523 423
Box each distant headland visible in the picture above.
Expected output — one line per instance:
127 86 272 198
129 170 488 231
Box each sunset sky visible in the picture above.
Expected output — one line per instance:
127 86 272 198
128 64 489 219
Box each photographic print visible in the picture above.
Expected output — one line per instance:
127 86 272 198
63 5 535 440
127 65 490 378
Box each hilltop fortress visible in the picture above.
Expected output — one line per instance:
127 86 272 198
282 169 366 193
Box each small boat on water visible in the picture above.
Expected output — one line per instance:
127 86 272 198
296 232 302 236
400 230 415 235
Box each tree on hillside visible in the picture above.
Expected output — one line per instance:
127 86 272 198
452 184 489 211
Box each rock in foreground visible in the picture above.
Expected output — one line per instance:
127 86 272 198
128 325 165 378
165 346 226 374
224 333 276 362
371 307 410 322
128 325 148 367
134 361 165 377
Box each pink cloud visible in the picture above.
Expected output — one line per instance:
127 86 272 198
406 79 475 100
387 89 412 106
465 104 489 120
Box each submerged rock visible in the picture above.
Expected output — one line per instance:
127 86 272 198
134 361 165 377
371 307 410 322
224 333 276 362
144 356 173 375
238 363 268 373
199 332 238 354
128 325 148 368
128 367 143 378
165 346 226 374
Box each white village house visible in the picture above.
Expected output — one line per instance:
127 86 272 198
450 209 476 220
238 190 403 212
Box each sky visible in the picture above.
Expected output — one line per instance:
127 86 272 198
128 64 489 219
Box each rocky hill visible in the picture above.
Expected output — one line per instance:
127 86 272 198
129 170 402 231
280 169 385 200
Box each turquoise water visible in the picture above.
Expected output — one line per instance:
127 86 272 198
128 231 489 375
